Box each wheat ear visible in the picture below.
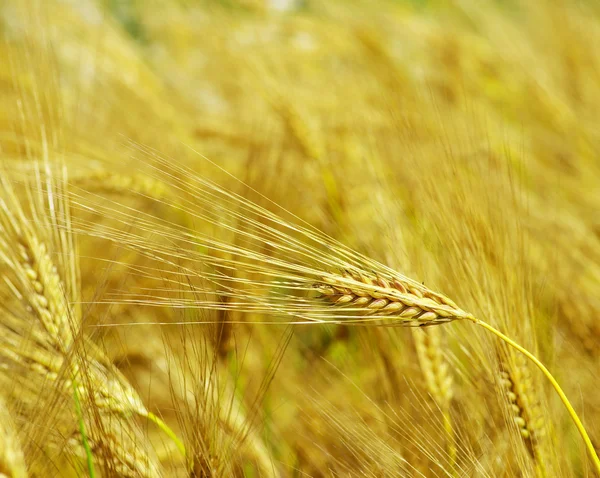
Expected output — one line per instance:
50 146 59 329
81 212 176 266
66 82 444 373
315 269 472 325
71 170 170 201
413 328 456 474
498 352 547 478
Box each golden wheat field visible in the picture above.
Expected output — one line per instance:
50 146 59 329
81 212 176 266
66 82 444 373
0 0 599 476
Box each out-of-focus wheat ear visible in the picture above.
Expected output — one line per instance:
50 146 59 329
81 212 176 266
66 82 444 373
412 327 456 473
273 97 347 230
220 402 279 478
413 328 454 409
315 269 472 325
0 313 147 419
0 395 28 478
84 340 150 418
497 350 547 477
0 174 76 354
274 98 324 162
68 412 162 478
70 170 171 201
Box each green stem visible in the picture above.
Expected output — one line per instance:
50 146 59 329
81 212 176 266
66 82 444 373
145 411 187 459
72 380 95 478
469 317 600 475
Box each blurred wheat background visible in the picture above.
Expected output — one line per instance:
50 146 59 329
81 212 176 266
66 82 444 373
0 0 599 476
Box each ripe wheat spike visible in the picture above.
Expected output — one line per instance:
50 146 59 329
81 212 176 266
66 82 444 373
315 268 472 325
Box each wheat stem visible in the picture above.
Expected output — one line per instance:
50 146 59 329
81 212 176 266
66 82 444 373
146 411 187 460
469 317 600 474
72 378 96 478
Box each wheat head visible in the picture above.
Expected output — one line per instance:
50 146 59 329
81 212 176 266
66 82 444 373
315 268 473 325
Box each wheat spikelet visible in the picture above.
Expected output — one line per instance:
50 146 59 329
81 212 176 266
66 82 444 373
0 395 28 478
315 268 473 325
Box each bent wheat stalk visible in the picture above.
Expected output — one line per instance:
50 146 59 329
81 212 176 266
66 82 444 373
69 150 600 473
